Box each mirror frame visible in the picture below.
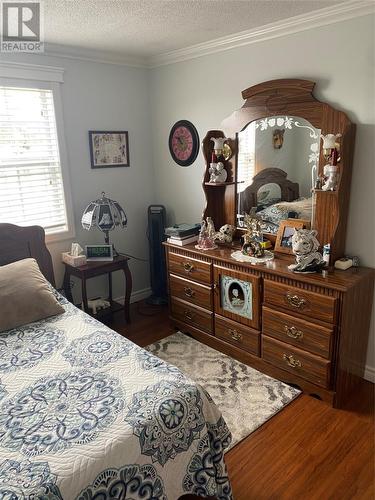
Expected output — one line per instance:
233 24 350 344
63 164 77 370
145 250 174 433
202 79 355 262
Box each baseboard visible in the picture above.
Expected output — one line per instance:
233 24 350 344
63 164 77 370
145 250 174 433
115 287 152 305
364 364 375 383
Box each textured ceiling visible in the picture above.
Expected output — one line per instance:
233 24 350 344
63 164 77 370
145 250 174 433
42 0 343 59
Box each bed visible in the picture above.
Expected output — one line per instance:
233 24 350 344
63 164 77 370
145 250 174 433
0 224 232 500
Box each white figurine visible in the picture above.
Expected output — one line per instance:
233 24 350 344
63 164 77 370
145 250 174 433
209 163 217 182
215 162 227 183
288 229 325 273
322 164 338 191
87 298 110 315
209 162 227 183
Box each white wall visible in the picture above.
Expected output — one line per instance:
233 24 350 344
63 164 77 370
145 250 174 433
0 52 155 302
149 14 375 378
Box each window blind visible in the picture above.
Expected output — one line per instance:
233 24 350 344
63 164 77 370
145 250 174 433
0 86 68 234
237 125 256 193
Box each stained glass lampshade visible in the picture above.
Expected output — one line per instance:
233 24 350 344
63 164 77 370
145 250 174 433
81 192 127 245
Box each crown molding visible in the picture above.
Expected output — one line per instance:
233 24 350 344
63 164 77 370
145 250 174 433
7 1 372 70
0 61 64 82
44 43 149 68
149 1 375 68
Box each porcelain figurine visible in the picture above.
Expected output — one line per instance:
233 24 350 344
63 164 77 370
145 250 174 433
242 234 264 258
288 228 325 273
214 224 236 244
241 212 264 258
322 164 338 191
195 219 217 250
206 217 216 240
209 161 227 183
87 298 110 315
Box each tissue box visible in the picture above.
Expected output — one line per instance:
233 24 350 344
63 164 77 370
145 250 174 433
62 252 87 267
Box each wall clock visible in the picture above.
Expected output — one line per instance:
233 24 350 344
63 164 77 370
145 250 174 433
168 120 200 166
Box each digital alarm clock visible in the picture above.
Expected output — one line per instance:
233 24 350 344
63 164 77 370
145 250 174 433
85 244 113 261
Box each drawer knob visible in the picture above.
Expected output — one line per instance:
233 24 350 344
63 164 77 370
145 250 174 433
183 286 195 298
284 325 304 340
283 353 302 368
229 328 242 341
184 310 194 321
286 293 306 309
182 262 194 273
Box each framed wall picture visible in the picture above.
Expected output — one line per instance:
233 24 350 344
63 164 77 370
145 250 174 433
275 219 309 254
89 131 129 169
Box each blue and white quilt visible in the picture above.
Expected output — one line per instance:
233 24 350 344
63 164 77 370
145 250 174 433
0 292 232 499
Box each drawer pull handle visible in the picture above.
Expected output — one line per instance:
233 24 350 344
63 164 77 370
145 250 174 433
183 286 195 298
229 328 242 341
184 310 194 321
182 262 194 273
283 354 302 368
286 293 306 309
284 325 304 340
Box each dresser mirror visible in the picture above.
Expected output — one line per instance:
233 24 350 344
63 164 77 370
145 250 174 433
236 116 320 234
202 79 355 262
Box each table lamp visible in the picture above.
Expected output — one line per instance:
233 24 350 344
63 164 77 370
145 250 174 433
81 192 127 249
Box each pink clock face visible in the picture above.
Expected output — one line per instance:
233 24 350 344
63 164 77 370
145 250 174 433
171 126 194 161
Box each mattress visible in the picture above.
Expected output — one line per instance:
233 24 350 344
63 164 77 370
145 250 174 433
0 292 232 499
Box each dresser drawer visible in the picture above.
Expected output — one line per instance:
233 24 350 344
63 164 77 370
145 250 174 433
263 307 333 359
263 280 337 324
262 335 331 388
168 252 212 285
171 298 213 334
215 315 260 356
170 274 212 309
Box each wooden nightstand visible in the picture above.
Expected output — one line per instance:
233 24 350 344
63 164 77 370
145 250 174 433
62 255 132 323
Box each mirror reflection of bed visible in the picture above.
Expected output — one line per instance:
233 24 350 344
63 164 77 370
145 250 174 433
236 115 320 234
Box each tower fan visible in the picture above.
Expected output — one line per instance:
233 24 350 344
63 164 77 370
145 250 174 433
146 205 168 305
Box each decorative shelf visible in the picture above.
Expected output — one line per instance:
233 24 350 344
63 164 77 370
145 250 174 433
313 189 338 194
204 182 236 186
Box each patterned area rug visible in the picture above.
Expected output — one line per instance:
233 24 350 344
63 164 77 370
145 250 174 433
146 332 300 449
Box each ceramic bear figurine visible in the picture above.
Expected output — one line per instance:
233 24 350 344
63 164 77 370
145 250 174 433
288 228 326 273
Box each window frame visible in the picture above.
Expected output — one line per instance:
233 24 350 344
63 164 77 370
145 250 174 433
0 76 75 243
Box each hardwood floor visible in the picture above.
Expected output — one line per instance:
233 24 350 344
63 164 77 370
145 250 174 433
110 302 375 500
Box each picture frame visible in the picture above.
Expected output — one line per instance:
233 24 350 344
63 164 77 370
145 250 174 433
274 219 310 254
89 131 129 169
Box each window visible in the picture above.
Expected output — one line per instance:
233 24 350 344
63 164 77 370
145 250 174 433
0 82 73 238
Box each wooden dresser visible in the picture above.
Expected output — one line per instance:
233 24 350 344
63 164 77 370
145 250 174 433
165 242 374 408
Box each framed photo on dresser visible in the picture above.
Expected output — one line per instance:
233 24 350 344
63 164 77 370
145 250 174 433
89 131 130 168
275 219 309 254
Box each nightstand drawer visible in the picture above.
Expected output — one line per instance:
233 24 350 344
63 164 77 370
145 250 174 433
262 307 333 359
170 274 212 309
262 335 331 388
215 315 260 356
171 298 213 334
264 280 337 324
168 252 212 285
